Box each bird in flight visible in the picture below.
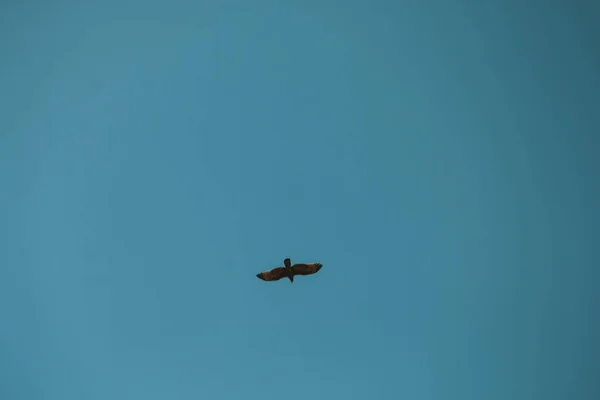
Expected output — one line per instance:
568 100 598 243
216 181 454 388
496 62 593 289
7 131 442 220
256 258 323 283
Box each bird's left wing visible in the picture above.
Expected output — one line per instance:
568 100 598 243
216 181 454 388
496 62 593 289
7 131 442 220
292 263 323 276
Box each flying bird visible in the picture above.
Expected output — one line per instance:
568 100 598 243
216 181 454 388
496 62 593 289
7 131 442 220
256 258 323 283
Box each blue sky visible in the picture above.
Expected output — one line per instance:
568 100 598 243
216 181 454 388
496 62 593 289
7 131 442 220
1 1 599 399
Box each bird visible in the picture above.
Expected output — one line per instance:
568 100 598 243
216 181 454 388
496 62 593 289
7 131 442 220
256 258 323 283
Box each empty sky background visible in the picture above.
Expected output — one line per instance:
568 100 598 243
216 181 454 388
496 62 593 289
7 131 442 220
1 1 599 399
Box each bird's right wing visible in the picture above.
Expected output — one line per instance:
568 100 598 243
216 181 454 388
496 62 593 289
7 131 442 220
256 266 288 281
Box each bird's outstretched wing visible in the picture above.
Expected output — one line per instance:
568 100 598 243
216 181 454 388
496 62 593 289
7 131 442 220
256 266 289 281
292 263 323 276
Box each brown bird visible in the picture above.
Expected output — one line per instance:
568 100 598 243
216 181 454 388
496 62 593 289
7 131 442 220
256 258 323 283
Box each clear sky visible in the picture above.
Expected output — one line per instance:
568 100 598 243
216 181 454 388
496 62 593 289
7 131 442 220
1 1 599 399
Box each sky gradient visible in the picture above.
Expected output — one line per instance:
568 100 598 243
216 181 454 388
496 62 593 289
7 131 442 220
1 1 599 399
